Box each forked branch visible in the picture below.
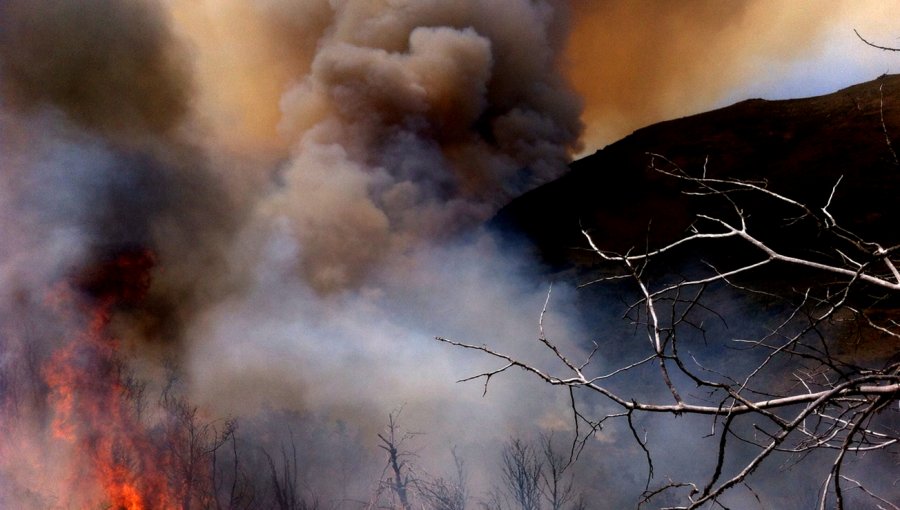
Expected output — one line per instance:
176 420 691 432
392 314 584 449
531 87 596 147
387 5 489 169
438 154 900 508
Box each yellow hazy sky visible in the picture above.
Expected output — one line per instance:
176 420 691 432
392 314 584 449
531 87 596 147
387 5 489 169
567 0 900 153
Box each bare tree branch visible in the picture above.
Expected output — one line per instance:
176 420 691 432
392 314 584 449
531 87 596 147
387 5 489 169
438 150 900 507
854 29 900 52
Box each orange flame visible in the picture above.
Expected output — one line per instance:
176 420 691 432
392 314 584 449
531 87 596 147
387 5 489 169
40 251 178 509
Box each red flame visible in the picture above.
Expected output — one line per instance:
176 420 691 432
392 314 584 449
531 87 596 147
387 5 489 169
40 251 178 509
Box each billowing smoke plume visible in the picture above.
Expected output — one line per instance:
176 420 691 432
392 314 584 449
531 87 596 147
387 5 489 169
247 1 584 291
178 0 590 493
0 0 588 505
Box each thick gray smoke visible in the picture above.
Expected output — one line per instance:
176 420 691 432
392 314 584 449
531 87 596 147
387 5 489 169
256 0 583 291
181 2 590 493
0 0 590 505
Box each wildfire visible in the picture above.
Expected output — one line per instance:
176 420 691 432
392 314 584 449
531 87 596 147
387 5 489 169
40 250 178 510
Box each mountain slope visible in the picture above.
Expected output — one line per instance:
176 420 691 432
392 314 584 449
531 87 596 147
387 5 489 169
494 74 900 267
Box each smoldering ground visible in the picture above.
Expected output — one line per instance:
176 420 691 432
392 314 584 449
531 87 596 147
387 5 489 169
0 0 894 508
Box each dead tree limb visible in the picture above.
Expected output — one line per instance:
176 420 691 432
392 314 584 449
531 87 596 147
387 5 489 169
438 154 900 508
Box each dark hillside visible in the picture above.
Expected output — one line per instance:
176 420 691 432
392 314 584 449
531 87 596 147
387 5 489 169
494 74 900 268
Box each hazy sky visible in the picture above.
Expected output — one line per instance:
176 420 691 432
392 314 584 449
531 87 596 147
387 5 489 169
567 0 900 152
